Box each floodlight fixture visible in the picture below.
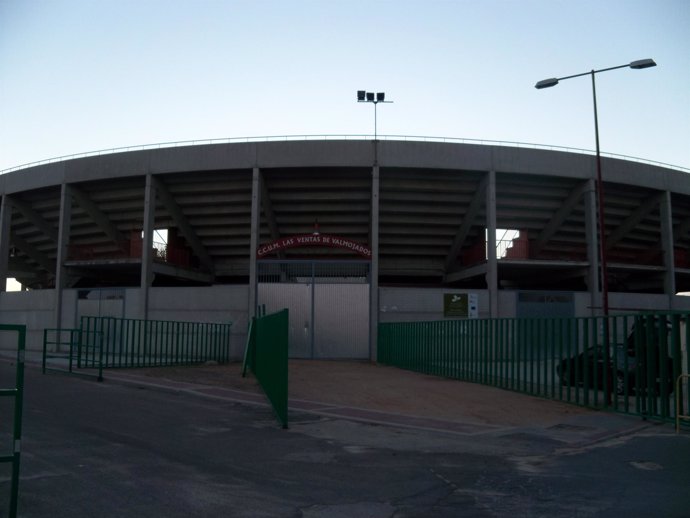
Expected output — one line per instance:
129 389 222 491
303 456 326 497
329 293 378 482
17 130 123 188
356 90 393 141
534 58 657 316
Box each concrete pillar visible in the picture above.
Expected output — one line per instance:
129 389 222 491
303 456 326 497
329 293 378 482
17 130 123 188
140 174 156 320
0 196 12 293
584 178 601 315
370 165 380 361
660 191 676 308
55 185 72 329
0 195 12 293
485 170 498 318
248 166 260 317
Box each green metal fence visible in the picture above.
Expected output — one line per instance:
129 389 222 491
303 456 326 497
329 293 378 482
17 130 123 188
42 328 98 378
0 324 26 518
42 317 232 377
378 312 690 423
243 309 289 428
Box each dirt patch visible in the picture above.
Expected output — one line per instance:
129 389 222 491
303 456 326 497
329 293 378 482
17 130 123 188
128 360 592 428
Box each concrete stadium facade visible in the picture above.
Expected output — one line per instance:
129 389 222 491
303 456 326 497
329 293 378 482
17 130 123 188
1 138 690 356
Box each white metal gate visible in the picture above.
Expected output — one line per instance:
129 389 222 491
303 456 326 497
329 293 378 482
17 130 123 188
256 260 370 359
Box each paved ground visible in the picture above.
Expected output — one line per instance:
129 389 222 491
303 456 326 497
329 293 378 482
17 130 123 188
1 354 689 517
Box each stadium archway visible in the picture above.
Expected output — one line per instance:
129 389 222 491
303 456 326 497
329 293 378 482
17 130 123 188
255 235 372 359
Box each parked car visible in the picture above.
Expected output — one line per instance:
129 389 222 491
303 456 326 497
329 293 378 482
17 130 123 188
556 345 616 392
556 320 676 396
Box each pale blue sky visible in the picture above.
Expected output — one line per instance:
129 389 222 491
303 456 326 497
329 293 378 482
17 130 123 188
1 0 688 171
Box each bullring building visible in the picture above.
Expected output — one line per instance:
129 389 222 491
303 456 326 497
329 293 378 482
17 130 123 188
1 138 689 358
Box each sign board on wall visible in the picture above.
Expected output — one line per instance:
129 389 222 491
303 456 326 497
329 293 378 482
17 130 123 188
257 234 371 259
443 293 478 318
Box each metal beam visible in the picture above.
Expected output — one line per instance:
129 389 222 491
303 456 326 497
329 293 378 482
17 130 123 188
152 176 215 273
10 232 56 274
70 186 127 247
151 262 214 284
533 181 589 255
444 263 487 283
7 196 59 243
444 175 488 272
606 193 663 251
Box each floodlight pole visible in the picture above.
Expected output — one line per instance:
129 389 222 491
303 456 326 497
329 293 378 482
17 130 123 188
535 59 656 316
357 91 393 142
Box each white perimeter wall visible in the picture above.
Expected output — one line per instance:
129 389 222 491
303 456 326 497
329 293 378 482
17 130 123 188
0 285 249 356
4 284 690 354
0 290 55 351
146 285 248 358
379 288 515 321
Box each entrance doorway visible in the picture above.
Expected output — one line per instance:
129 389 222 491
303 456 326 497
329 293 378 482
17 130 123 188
256 260 370 359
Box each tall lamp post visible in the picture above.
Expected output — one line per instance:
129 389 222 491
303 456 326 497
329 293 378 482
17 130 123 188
357 90 393 141
535 59 656 315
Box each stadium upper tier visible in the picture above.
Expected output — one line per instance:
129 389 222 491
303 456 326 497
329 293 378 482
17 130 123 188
1 138 688 293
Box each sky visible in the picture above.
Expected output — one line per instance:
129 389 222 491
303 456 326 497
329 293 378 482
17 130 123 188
1 0 688 172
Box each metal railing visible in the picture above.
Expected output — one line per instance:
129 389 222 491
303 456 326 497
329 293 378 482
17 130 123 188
42 317 232 379
78 316 232 369
41 328 103 381
0 324 26 518
2 134 687 174
378 312 690 424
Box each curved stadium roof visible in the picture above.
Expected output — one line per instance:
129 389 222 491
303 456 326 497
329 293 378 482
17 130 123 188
1 137 689 293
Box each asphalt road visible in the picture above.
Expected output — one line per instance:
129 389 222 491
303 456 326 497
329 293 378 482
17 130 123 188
1 361 689 517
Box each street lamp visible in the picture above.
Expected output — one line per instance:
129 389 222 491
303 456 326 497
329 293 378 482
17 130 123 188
357 90 393 140
535 59 656 316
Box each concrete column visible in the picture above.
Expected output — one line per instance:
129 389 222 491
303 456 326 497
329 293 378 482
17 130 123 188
584 178 601 315
54 185 72 329
485 170 498 318
0 196 12 293
660 191 676 308
140 174 156 320
370 165 380 361
248 166 260 317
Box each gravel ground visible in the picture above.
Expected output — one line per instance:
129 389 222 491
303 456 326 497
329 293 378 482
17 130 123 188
128 359 592 427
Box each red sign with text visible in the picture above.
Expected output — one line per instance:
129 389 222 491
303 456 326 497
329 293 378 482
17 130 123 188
257 234 371 259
